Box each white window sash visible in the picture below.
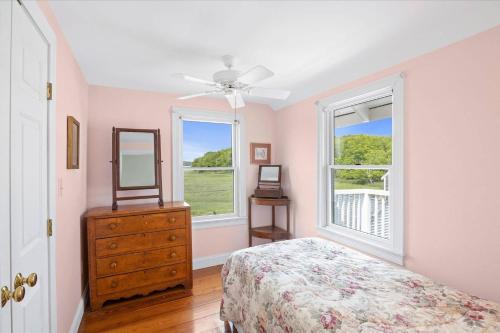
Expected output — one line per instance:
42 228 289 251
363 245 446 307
317 73 404 265
185 167 235 171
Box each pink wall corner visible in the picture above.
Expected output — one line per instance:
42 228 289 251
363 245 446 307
38 2 89 332
275 25 500 303
87 86 278 258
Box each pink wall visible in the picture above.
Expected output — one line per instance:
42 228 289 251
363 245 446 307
38 2 89 332
36 3 500 329
87 86 277 258
275 25 500 302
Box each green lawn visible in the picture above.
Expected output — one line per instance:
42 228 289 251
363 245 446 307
184 170 383 216
184 170 233 217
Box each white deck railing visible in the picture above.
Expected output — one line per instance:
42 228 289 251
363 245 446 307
334 189 390 239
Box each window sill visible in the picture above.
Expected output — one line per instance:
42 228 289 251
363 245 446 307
317 225 404 265
192 216 247 230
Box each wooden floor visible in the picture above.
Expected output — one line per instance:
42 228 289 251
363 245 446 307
78 265 234 333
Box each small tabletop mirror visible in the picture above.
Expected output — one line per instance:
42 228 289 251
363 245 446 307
259 165 281 183
254 165 283 198
112 128 163 210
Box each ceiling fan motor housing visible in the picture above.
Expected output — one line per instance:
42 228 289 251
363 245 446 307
213 69 242 86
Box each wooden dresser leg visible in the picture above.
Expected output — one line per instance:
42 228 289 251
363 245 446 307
90 298 104 312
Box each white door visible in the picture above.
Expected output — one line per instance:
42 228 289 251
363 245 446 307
0 0 14 330
0 2 51 332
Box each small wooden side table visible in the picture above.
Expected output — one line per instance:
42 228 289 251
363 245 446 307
248 195 291 246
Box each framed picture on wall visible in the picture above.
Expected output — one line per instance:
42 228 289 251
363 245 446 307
250 143 271 164
67 116 80 169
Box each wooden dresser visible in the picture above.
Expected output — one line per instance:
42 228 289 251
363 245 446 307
85 202 192 311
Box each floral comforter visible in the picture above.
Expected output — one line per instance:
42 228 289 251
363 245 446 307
220 238 500 332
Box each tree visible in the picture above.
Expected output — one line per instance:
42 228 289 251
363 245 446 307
191 148 232 167
334 135 391 184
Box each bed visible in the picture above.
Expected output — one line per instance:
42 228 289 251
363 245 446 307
220 238 500 332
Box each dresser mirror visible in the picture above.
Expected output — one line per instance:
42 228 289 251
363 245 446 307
111 127 164 209
118 131 156 188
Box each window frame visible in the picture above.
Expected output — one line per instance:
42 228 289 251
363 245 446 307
316 74 405 265
171 107 247 229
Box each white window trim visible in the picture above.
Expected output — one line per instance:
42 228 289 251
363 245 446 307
171 107 247 229
316 73 405 265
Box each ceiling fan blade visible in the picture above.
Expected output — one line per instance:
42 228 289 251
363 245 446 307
247 86 290 100
238 65 274 84
177 91 218 100
172 73 216 86
225 92 245 109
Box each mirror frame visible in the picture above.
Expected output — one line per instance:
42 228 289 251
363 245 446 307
116 128 158 190
258 164 282 184
111 127 164 210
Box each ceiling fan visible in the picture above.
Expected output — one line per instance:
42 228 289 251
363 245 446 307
173 55 291 109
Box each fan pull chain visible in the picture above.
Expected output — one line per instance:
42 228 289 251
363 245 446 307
234 92 238 125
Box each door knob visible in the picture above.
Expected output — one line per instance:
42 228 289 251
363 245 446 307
14 273 38 289
1 285 25 307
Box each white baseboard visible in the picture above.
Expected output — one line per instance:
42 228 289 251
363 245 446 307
69 286 88 333
193 252 232 270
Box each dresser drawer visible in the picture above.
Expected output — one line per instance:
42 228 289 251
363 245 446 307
96 245 186 277
95 211 186 238
95 229 186 257
96 263 187 296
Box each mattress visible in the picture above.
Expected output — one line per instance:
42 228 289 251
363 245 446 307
220 238 500 332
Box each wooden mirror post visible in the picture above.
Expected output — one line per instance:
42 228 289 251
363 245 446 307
111 127 164 210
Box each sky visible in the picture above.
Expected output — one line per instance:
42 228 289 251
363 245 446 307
183 120 232 162
182 117 391 161
336 117 392 137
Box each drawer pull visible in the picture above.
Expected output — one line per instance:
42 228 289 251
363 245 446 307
169 235 177 242
170 252 177 258
109 262 117 269
109 243 118 250
108 223 117 230
168 217 176 224
110 281 118 288
170 270 177 276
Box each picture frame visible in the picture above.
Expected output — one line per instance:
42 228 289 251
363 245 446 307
67 116 80 169
250 143 271 164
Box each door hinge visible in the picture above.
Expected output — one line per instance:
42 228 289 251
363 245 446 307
47 219 53 237
47 82 53 101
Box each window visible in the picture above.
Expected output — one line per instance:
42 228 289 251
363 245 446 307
172 107 247 228
317 74 404 264
183 121 234 217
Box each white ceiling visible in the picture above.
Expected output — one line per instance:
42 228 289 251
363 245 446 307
49 1 500 110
